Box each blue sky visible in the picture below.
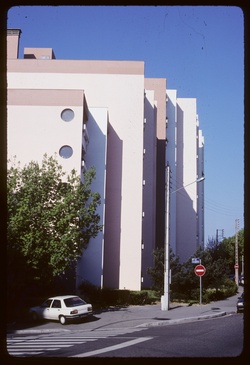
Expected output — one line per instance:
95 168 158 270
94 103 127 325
7 5 244 242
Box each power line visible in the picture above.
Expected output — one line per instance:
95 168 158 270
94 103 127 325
170 176 243 218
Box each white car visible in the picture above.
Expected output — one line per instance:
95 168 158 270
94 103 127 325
29 295 92 325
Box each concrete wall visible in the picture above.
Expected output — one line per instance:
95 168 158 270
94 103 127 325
166 90 177 255
144 78 166 250
7 29 21 59
141 89 157 287
176 98 198 262
198 128 205 248
76 107 108 288
7 88 85 176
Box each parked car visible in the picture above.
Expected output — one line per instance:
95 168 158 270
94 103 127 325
239 275 244 286
236 292 244 313
29 295 92 324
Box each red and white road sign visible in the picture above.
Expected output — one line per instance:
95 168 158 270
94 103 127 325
194 264 206 277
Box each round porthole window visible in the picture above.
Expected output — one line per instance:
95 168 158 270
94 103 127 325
61 108 75 122
59 145 73 159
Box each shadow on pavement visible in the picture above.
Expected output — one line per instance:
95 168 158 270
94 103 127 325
7 314 101 332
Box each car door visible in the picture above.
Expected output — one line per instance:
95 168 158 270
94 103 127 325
48 299 62 320
40 299 53 319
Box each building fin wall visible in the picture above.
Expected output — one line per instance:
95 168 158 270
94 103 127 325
166 90 177 255
141 89 157 288
144 78 166 250
176 98 199 261
76 107 108 288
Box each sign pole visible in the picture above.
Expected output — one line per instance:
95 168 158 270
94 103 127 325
200 275 202 306
194 263 206 306
200 259 202 306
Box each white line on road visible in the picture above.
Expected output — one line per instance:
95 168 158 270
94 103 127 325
71 337 153 357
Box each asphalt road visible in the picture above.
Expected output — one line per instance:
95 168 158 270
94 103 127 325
7 313 244 358
93 313 244 358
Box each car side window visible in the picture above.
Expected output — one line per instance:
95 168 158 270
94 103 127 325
52 299 62 308
41 299 53 308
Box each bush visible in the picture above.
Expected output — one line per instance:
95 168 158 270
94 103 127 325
102 288 130 306
203 278 237 302
129 290 159 305
78 282 159 308
171 277 237 304
78 281 102 307
78 278 237 309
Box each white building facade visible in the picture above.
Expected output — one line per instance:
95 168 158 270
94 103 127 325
166 90 205 262
7 29 204 290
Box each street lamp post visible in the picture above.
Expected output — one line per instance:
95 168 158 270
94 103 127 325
161 165 170 311
161 169 205 311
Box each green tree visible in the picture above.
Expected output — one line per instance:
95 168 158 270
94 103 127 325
7 154 102 286
147 247 181 295
219 229 244 274
147 247 164 294
147 237 240 302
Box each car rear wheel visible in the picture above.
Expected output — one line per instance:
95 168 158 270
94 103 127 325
59 315 67 325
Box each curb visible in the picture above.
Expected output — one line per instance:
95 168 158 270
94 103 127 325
136 311 227 327
7 328 70 335
7 311 235 335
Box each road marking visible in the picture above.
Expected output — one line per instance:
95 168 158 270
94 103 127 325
7 327 150 357
7 336 97 356
71 337 153 357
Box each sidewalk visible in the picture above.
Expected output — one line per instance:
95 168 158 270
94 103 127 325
87 286 242 330
7 286 243 334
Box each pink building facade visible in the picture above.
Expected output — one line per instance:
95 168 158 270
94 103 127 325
7 29 204 290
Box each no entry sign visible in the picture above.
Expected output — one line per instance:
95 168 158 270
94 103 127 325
194 264 206 277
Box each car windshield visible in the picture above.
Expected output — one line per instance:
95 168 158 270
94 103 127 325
64 296 86 307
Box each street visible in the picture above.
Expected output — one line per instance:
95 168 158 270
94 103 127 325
7 313 244 358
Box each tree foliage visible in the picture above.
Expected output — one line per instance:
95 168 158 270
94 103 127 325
147 230 243 301
217 229 244 273
147 247 182 295
7 155 102 285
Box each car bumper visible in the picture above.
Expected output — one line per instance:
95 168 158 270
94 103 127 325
66 311 92 320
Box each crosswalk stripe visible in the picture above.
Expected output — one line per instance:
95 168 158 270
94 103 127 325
9 352 44 356
9 340 95 343
7 336 98 356
7 327 149 356
72 337 153 357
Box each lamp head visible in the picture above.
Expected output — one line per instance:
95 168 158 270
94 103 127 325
197 176 205 183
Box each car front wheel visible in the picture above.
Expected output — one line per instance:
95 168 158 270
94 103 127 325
59 315 67 325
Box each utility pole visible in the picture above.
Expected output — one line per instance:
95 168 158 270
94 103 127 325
241 255 244 276
235 219 239 286
161 164 170 311
161 171 205 311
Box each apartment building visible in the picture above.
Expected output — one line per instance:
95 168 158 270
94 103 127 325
7 29 204 291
